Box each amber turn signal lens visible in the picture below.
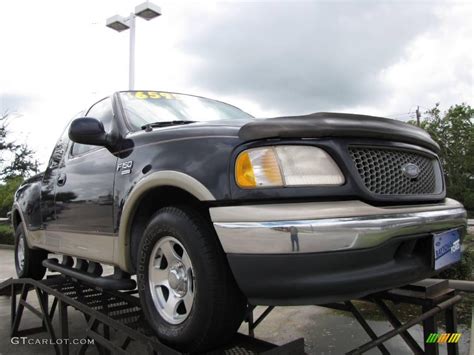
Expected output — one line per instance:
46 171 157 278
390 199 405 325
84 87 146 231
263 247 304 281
235 148 284 188
235 151 256 187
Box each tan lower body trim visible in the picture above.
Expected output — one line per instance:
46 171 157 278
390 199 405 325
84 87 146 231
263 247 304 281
28 230 117 266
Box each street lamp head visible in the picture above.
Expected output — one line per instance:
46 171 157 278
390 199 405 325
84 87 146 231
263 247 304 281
135 2 161 21
106 15 130 32
105 2 162 90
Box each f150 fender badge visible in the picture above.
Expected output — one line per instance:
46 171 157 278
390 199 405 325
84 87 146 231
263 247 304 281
117 161 133 175
401 163 420 179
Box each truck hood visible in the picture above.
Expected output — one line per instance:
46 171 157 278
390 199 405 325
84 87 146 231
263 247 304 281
239 112 439 153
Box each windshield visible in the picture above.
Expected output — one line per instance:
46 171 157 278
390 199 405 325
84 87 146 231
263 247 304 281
119 91 254 130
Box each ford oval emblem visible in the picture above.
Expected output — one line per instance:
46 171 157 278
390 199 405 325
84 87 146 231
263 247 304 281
402 163 420 179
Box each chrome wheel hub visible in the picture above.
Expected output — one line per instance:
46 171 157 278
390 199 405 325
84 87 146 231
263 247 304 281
148 236 194 325
168 261 188 297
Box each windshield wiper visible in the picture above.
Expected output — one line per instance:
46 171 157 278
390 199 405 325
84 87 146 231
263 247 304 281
141 120 196 131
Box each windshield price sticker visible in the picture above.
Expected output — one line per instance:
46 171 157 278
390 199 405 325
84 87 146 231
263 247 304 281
132 91 176 100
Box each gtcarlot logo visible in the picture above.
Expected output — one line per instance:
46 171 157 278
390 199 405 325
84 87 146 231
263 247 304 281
11 337 95 345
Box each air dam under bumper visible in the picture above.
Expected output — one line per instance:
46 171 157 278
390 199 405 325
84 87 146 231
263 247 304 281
210 199 466 305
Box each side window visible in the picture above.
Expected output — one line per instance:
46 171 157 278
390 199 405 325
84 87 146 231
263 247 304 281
71 98 113 157
70 141 93 156
86 97 113 132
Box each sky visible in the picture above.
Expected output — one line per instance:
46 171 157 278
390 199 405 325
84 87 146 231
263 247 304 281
0 0 472 168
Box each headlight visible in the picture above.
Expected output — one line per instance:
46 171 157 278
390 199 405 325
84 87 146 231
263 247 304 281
235 146 345 188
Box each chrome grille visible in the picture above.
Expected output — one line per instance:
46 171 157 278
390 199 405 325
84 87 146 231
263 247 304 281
349 146 441 195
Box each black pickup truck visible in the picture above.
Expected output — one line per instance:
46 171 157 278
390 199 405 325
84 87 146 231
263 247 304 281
11 91 466 352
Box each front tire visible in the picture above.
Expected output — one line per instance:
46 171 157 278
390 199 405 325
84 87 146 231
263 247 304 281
137 206 246 353
14 224 47 280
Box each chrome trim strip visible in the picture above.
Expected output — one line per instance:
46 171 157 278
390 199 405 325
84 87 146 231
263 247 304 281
210 198 463 222
212 205 467 254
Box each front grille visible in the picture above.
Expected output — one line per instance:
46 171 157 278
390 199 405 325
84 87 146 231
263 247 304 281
349 146 442 195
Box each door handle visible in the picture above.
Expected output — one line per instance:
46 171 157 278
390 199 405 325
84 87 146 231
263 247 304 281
57 173 67 186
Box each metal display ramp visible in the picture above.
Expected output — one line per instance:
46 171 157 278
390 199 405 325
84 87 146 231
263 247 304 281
0 275 303 355
0 275 465 354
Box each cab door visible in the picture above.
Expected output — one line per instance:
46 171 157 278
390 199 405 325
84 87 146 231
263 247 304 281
39 117 77 251
48 98 118 262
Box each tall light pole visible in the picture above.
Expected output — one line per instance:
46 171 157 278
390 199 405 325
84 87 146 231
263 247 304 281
106 1 162 90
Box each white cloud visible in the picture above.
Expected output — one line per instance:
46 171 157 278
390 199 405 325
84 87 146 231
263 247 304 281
379 2 473 119
0 0 472 168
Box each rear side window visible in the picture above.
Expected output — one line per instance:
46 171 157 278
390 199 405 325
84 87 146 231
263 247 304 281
49 128 70 169
71 97 113 156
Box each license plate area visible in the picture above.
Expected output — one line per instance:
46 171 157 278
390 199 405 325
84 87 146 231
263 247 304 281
433 229 462 270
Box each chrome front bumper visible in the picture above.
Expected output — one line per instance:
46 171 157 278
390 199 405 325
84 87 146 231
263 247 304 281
210 198 467 254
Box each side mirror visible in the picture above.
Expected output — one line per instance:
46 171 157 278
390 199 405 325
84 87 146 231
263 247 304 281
69 117 108 146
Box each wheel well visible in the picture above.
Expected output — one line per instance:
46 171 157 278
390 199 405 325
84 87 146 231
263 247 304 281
128 186 211 271
12 209 22 230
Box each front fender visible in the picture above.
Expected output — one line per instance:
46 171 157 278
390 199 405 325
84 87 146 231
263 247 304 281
115 170 215 271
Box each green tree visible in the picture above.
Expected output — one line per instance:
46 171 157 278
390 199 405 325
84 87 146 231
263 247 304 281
0 176 23 217
411 103 474 214
0 111 39 179
0 111 39 218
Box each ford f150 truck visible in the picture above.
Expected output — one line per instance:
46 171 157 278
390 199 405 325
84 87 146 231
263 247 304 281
11 91 467 352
